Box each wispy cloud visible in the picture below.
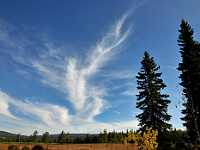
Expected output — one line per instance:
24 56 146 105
0 90 138 134
32 61 65 90
0 91 70 128
0 13 138 134
30 14 132 122
0 91 16 119
65 14 131 115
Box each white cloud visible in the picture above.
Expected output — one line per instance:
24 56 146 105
64 14 131 118
31 14 132 121
0 90 138 134
32 61 65 90
0 91 16 119
0 14 140 134
0 91 71 128
12 101 71 126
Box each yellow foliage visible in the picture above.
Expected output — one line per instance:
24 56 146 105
126 128 158 150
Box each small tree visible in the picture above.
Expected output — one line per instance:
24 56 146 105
41 132 50 143
15 134 21 142
57 131 68 144
30 130 38 143
127 129 158 150
102 129 108 143
98 129 108 143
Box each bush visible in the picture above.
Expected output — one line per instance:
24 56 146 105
126 128 158 150
8 145 19 150
32 145 44 150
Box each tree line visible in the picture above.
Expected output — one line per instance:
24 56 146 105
0 130 130 144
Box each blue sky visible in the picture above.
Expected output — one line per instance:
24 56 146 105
0 0 200 134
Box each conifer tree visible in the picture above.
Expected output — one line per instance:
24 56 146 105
31 130 38 143
177 20 200 143
102 129 108 143
41 132 50 143
136 51 171 136
57 131 68 143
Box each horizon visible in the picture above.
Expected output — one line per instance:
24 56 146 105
0 0 200 135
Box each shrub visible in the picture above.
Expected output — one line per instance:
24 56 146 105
126 128 158 150
8 145 19 150
32 145 44 150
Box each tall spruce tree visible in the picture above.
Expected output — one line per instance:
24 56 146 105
177 20 200 143
136 51 171 136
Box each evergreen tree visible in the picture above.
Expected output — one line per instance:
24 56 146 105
91 135 98 143
85 134 89 143
98 129 108 143
57 131 68 143
41 132 50 143
111 131 118 143
177 20 200 143
30 130 38 143
15 134 21 142
102 129 108 143
65 133 70 143
136 51 171 136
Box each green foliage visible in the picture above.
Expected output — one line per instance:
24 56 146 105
136 51 171 137
177 20 200 143
41 132 50 143
57 131 69 144
29 130 38 143
98 129 126 143
15 134 21 142
167 129 186 144
99 129 108 143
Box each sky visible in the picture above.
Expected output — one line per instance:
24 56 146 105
0 0 200 135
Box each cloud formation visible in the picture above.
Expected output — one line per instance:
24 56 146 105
0 90 70 127
0 14 138 134
65 14 131 117
0 91 16 119
0 90 138 134
31 14 132 121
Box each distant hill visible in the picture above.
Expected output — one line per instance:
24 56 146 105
0 131 17 138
